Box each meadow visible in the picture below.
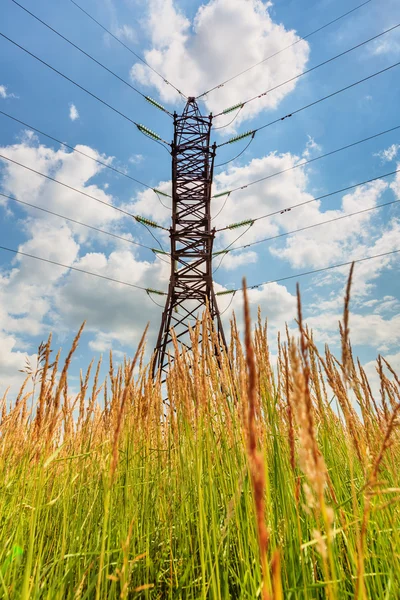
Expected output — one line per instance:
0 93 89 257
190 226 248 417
0 279 399 599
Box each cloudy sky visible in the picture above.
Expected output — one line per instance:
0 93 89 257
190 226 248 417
1 0 400 394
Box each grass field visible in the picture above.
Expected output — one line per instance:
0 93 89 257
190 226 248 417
0 281 399 599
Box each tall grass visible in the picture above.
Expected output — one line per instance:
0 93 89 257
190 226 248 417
0 282 399 599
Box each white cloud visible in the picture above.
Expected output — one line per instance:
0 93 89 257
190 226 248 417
69 103 79 121
302 136 322 160
0 84 18 100
0 133 165 351
114 24 137 43
370 32 400 57
390 162 400 198
216 280 297 346
305 311 400 353
129 153 144 165
131 0 310 129
363 351 400 398
0 331 36 396
374 144 400 163
217 250 258 271
269 180 390 270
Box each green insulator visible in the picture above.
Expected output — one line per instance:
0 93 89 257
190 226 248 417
228 219 254 229
216 289 235 296
136 124 162 141
146 288 166 296
145 96 168 113
213 190 231 198
135 215 161 228
153 188 170 197
222 102 244 115
213 250 229 256
226 130 256 144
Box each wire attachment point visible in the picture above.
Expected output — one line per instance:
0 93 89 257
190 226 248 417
136 123 162 141
135 215 163 229
228 219 255 230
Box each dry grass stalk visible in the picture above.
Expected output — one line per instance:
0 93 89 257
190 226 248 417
110 325 148 481
243 278 271 600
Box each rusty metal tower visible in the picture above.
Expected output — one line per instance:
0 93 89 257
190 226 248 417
152 97 227 380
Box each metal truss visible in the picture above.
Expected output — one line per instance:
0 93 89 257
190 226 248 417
152 97 227 380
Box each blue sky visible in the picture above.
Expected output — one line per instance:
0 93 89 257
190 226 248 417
1 0 400 394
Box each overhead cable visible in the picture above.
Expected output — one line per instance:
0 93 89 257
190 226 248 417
0 245 167 295
68 0 187 100
213 124 400 199
0 32 168 145
0 109 171 197
216 249 400 295
216 168 400 231
197 0 372 98
10 0 172 116
215 22 400 116
213 197 400 270
0 191 158 252
0 153 168 231
217 60 400 148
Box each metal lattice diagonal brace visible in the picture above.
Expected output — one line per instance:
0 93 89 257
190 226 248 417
152 98 227 380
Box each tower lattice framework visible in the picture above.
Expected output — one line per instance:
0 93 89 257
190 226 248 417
152 97 227 380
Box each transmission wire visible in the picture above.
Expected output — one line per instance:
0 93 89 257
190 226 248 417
0 245 167 293
197 0 373 98
217 60 400 148
217 249 400 294
215 124 400 199
10 0 172 116
214 22 400 116
215 197 400 259
0 191 161 252
0 109 171 196
68 0 187 100
216 168 400 231
0 32 168 143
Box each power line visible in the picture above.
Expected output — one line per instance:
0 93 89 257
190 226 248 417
0 153 168 232
197 0 372 98
214 132 255 168
216 248 400 295
217 60 400 147
68 0 187 100
213 223 254 274
9 0 172 116
213 124 400 199
214 197 400 267
215 22 400 117
0 245 167 294
0 191 157 252
0 31 168 143
216 168 400 231
0 109 171 196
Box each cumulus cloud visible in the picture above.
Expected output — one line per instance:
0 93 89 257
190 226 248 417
130 0 310 128
0 331 36 396
69 103 79 121
0 129 399 391
374 144 400 163
304 311 400 353
0 133 167 375
269 180 390 269
217 250 258 271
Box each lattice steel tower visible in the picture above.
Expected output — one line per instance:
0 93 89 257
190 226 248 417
152 97 227 380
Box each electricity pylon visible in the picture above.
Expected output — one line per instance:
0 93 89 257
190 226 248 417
152 97 227 380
